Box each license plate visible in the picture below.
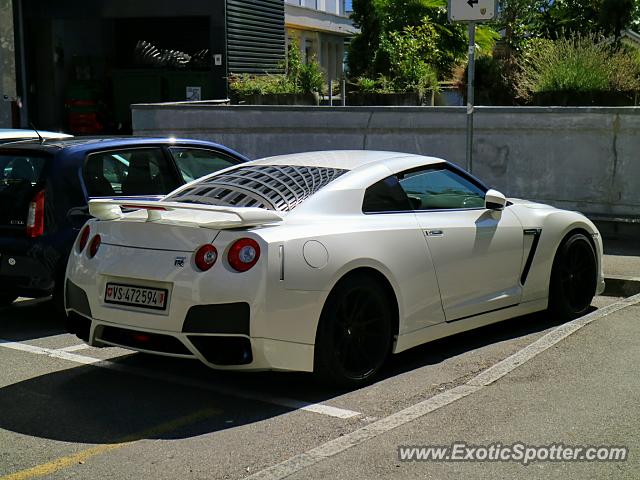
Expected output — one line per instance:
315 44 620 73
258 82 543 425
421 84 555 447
104 283 168 311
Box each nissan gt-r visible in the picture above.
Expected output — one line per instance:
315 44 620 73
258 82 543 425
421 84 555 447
65 151 605 385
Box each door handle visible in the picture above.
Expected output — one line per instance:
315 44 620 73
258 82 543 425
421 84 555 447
425 230 444 237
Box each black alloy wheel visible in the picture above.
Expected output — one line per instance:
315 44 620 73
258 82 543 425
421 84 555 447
549 233 597 319
315 273 393 387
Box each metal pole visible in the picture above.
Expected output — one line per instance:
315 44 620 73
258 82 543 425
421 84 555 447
466 22 476 173
341 78 346 106
329 80 333 106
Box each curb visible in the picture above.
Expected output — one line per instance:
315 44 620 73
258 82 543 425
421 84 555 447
603 275 640 297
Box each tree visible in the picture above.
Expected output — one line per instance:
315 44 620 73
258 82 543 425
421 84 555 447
348 0 498 80
494 0 548 53
599 0 636 38
538 0 638 40
348 0 385 77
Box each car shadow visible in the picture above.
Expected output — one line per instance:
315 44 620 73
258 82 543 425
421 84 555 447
381 307 596 380
0 302 598 445
0 361 288 444
0 298 67 342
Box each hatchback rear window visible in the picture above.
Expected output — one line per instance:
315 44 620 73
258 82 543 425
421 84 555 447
0 154 47 230
0 154 46 189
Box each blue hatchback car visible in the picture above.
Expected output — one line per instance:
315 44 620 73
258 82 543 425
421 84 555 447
0 137 248 310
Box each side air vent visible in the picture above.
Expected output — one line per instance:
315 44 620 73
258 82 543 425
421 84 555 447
168 165 348 212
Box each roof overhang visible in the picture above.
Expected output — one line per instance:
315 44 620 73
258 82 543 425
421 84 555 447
285 4 358 37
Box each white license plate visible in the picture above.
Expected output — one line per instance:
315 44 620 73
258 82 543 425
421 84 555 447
104 283 168 311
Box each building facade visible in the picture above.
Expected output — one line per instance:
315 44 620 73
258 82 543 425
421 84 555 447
284 0 356 81
0 0 355 132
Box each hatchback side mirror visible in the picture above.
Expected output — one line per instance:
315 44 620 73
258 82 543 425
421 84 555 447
485 189 507 210
66 206 92 228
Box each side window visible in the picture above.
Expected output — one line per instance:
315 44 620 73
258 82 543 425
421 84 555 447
398 167 486 210
84 148 179 197
169 148 236 184
362 175 412 213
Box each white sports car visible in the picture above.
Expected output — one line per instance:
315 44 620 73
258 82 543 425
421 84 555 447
65 151 605 385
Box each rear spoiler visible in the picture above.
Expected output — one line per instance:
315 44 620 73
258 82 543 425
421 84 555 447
88 199 283 229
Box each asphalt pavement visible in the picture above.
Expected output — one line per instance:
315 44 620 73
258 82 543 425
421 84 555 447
0 242 637 480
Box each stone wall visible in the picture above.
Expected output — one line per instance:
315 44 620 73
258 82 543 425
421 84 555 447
132 104 640 217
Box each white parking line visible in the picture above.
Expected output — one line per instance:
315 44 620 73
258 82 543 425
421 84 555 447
0 339 361 420
244 293 640 480
0 341 102 365
57 344 91 352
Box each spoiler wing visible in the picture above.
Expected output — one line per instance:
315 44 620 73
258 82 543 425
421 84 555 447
88 199 283 229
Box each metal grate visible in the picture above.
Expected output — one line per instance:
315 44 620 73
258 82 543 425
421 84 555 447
226 0 286 74
168 165 348 212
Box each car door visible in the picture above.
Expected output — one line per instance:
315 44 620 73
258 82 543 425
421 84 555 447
361 175 446 331
167 147 239 184
397 165 524 322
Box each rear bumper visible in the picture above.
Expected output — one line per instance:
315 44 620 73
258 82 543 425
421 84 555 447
65 233 326 372
66 312 315 372
0 252 56 296
65 278 318 372
0 233 72 297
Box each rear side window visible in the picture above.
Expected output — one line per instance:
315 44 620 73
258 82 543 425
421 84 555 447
0 155 46 189
84 148 179 197
362 176 412 213
169 148 237 183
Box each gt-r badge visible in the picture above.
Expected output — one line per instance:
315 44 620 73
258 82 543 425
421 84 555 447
174 256 186 268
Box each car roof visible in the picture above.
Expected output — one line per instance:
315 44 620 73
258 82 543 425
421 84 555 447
0 129 72 141
0 136 247 159
251 150 444 171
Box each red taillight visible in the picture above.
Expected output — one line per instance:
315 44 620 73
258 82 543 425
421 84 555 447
26 190 45 238
88 235 101 258
194 244 218 271
228 238 260 272
77 225 91 252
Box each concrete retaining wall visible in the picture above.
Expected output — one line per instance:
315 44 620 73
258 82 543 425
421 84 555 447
132 104 640 217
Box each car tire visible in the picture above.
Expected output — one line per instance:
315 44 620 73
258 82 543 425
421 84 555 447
314 273 393 387
0 293 18 307
549 232 597 319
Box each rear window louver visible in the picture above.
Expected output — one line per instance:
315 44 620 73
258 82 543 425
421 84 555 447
168 165 348 212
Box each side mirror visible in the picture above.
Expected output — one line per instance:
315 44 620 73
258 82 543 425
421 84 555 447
485 189 507 211
66 206 92 228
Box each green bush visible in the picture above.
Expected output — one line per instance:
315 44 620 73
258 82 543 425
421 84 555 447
297 58 325 94
353 22 440 95
376 23 440 94
455 55 520 105
229 40 325 98
228 74 296 96
351 75 400 94
514 34 640 100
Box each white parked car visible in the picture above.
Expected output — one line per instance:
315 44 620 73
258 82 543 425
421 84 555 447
65 151 605 385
